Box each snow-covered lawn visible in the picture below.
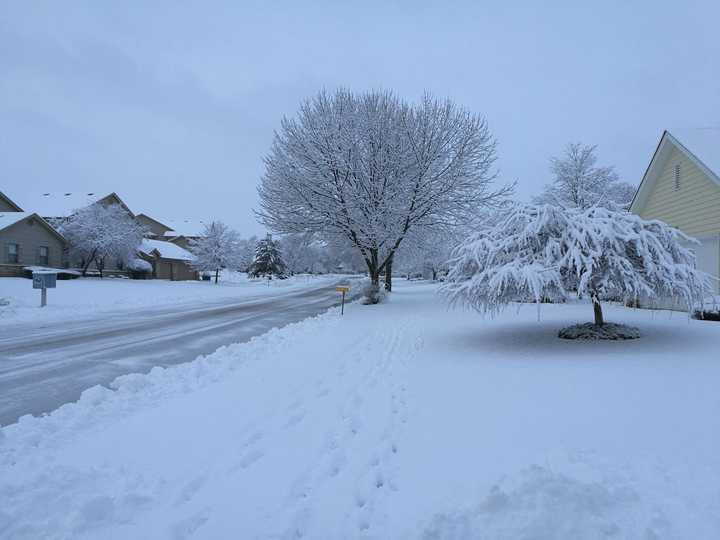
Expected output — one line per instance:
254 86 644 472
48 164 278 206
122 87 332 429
2 282 720 538
0 272 343 327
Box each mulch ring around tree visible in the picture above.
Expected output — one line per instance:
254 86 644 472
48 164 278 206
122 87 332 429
558 322 640 340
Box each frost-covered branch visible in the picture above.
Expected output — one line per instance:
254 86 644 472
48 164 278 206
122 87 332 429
441 204 711 326
257 89 511 289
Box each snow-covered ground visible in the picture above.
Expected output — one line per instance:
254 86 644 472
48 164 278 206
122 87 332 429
2 281 720 539
0 272 343 326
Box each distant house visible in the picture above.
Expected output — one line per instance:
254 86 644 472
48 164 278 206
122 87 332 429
0 212 67 277
162 219 206 250
0 191 23 212
14 192 136 274
135 214 206 250
0 191 209 281
138 238 198 281
136 214 174 239
630 129 720 295
15 192 134 223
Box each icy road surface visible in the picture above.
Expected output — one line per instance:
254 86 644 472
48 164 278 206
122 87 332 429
0 281 353 425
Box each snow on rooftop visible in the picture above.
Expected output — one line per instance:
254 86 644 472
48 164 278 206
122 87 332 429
0 212 32 231
139 238 195 261
668 127 720 180
19 192 107 218
160 218 208 238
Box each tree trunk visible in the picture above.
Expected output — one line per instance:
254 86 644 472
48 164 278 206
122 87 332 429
95 256 105 279
432 269 437 281
592 297 604 326
214 268 219 284
384 254 393 292
367 248 380 286
81 249 97 277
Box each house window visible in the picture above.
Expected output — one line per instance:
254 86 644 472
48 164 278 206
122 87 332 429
674 163 681 191
6 243 18 264
38 246 49 266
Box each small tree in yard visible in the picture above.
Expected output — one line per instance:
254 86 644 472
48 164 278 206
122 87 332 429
249 234 287 279
59 203 146 277
441 204 710 339
534 143 637 210
189 221 241 283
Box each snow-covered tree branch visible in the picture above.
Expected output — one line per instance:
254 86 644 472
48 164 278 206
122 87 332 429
257 89 512 291
249 234 287 279
441 204 711 336
189 221 241 283
58 203 147 277
534 143 637 210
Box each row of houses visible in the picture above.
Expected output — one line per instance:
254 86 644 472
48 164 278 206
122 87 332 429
0 191 205 280
2 129 719 290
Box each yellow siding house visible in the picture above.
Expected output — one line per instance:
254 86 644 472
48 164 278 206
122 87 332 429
631 129 720 295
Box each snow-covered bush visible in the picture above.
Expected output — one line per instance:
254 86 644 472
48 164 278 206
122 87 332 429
360 279 386 305
693 308 720 322
441 204 710 338
127 258 152 279
127 258 152 273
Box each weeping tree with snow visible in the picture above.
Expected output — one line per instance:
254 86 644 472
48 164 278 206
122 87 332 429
257 89 511 301
189 221 241 283
534 143 637 210
58 203 146 277
441 204 710 339
248 234 287 279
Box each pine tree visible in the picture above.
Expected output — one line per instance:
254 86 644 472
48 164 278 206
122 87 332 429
248 234 287 279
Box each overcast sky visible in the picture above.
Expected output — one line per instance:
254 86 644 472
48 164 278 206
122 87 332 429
2 1 718 235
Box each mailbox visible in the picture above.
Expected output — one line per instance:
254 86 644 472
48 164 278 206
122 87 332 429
32 272 57 289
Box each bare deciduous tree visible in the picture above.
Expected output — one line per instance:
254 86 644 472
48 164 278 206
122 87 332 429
534 143 636 210
58 203 146 277
257 89 511 291
189 221 241 283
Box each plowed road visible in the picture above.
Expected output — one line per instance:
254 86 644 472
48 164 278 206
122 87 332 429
0 281 353 425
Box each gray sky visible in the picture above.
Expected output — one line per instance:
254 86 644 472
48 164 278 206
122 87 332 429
2 1 718 235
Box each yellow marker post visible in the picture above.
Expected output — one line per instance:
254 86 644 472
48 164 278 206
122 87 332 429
336 286 350 315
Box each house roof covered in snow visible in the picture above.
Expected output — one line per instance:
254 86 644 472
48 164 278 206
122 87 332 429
139 238 195 261
18 192 134 219
162 219 205 238
161 219 207 238
0 212 67 240
0 212 32 231
0 191 23 211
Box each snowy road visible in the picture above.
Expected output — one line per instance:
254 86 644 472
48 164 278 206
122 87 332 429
0 281 352 425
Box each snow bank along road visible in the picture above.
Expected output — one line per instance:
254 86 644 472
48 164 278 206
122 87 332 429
2 281 720 539
0 279 354 426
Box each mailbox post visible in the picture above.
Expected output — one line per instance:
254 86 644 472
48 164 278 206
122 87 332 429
32 271 57 307
335 285 350 315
